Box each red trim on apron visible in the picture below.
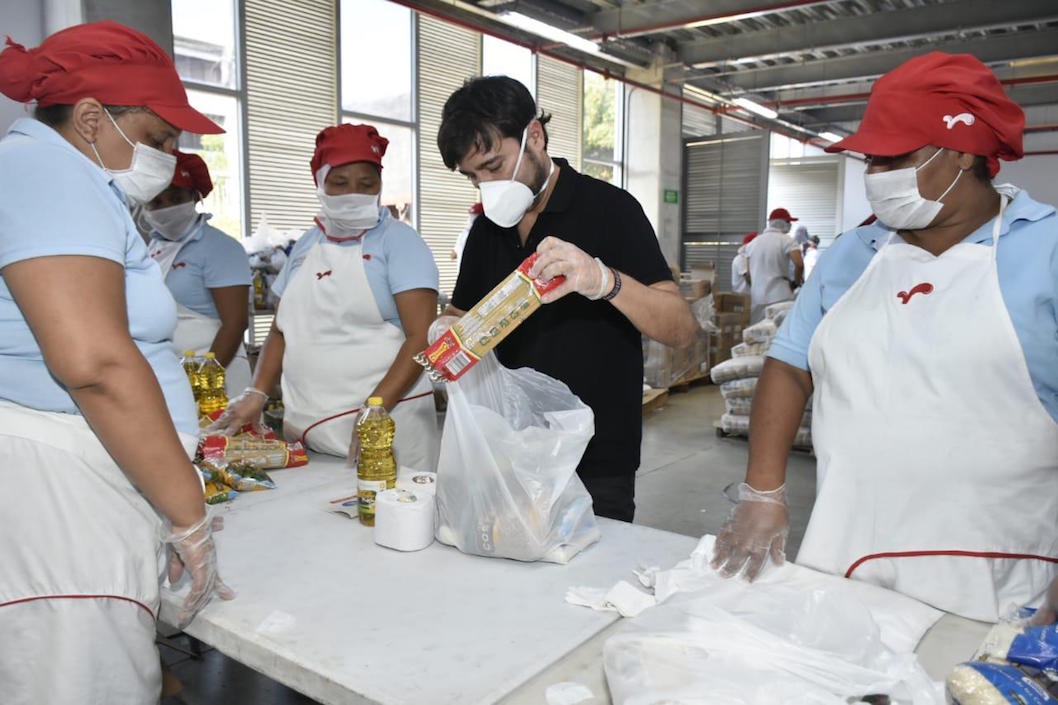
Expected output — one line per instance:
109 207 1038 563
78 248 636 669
299 390 435 447
0 594 156 620
845 550 1058 579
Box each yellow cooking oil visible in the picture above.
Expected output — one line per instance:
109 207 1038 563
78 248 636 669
356 397 396 526
197 352 228 415
181 350 202 402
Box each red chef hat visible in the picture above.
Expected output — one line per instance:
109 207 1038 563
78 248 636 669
310 123 389 184
768 208 797 223
0 20 222 134
170 150 213 199
825 52 1024 177
742 231 758 245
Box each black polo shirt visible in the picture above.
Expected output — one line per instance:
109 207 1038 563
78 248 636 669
452 159 672 480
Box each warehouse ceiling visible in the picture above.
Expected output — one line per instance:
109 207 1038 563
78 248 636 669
400 0 1058 143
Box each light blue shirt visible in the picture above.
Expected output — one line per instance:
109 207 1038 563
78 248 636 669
148 217 252 319
770 189 1058 422
271 208 439 328
0 118 198 436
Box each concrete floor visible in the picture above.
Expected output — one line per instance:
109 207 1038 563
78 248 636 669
160 384 819 705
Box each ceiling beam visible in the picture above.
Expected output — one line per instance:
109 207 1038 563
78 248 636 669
679 0 1058 68
586 0 832 40
716 26 1058 93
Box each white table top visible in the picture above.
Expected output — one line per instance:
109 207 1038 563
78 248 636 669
159 455 698 705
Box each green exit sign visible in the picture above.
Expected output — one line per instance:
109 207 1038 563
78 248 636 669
664 189 679 204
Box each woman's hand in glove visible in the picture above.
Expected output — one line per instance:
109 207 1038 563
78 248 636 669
205 388 268 436
1030 575 1058 625
165 512 235 629
710 483 789 582
529 237 613 303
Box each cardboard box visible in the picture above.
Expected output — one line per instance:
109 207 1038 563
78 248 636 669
709 313 747 366
643 329 710 389
714 292 750 315
678 275 711 300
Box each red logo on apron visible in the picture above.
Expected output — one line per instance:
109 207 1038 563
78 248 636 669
316 270 333 281
897 282 933 304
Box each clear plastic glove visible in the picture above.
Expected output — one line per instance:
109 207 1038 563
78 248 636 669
205 388 268 436
710 482 789 582
164 511 235 629
428 315 460 345
1029 576 1058 625
529 236 613 303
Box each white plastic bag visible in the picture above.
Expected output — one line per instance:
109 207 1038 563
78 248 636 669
434 353 601 563
743 319 777 345
710 355 765 383
725 397 754 416
732 341 769 358
765 300 796 325
720 377 758 400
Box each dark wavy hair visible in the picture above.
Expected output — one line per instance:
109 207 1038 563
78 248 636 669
437 75 551 170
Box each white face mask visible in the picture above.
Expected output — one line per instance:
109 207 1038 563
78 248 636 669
864 148 963 231
317 188 381 235
91 110 177 205
479 127 553 228
145 200 199 241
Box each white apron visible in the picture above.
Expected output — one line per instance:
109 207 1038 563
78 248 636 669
275 237 439 470
0 402 198 704
798 194 1058 621
150 233 251 397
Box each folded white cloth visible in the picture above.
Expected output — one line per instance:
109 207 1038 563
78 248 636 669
565 580 657 618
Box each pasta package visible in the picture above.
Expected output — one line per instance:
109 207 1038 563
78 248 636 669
199 435 308 469
416 253 564 382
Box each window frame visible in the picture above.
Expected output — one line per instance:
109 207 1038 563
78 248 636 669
581 72 625 188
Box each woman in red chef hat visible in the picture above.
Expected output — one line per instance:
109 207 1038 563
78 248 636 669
212 123 442 476
0 22 233 703
711 52 1058 625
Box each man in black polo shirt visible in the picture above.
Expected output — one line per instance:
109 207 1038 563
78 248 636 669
437 76 698 522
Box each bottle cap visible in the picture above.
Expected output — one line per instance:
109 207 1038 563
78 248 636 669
367 396 384 406
183 350 195 357
205 352 216 359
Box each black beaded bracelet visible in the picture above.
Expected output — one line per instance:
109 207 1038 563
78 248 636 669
602 267 622 301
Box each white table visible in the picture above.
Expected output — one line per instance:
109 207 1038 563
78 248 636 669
162 455 989 704
160 456 697 705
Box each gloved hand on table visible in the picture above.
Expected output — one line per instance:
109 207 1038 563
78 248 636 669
165 511 235 629
710 482 789 582
1029 575 1058 625
528 237 614 304
205 388 268 436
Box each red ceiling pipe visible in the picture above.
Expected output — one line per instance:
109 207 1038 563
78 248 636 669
1024 150 1058 155
588 0 831 41
1024 123 1058 133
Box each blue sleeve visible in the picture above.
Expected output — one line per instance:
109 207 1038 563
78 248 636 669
0 142 125 268
768 261 826 371
384 224 439 295
201 227 252 288
270 229 319 298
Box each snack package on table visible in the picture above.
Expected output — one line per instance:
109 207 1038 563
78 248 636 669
198 458 277 492
946 613 1058 704
416 253 564 382
199 435 308 469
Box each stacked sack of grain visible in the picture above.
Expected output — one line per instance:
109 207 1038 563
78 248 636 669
709 302 812 448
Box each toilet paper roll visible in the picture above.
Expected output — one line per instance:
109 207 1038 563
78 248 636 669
396 469 437 496
374 489 435 552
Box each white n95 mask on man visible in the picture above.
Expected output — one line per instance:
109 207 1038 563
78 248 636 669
864 148 963 230
145 200 199 241
317 189 381 233
479 127 553 228
91 109 177 205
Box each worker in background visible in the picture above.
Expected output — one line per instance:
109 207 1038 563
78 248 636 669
730 231 756 294
0 22 233 704
802 235 821 280
450 201 483 275
436 76 699 521
744 207 804 322
144 150 252 394
711 52 1058 625
213 124 441 472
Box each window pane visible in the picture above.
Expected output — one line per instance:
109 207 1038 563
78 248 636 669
583 72 619 163
179 90 245 239
482 36 535 99
341 0 413 121
583 161 614 184
345 117 416 227
172 0 238 89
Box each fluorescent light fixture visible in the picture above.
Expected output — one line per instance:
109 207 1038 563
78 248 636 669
733 97 778 120
502 12 599 54
819 131 843 143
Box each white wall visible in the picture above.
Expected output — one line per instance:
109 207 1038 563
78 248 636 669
0 0 45 132
840 155 871 232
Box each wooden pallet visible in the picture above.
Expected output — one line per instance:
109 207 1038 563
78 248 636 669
642 388 669 415
668 368 712 393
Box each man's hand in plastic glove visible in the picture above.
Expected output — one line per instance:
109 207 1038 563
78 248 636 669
710 482 789 582
529 237 613 304
165 512 235 629
206 388 268 436
1030 575 1058 625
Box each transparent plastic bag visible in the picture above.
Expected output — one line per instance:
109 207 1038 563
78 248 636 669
732 341 769 358
434 353 601 564
743 319 777 345
720 413 751 436
765 301 796 326
720 377 758 400
725 397 754 416
710 355 765 384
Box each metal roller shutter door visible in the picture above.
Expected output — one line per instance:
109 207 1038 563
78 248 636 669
768 161 841 245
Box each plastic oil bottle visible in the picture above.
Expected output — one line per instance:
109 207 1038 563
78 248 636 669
356 397 396 526
197 352 228 415
181 350 202 402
